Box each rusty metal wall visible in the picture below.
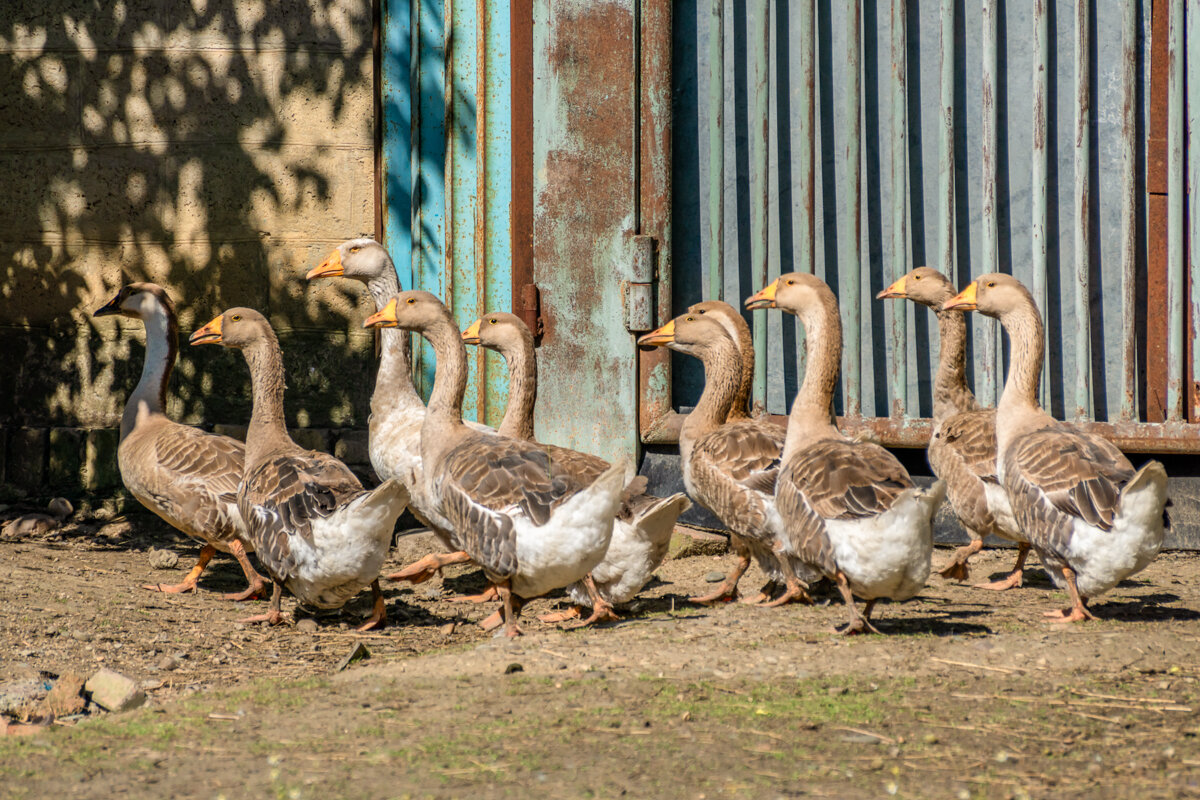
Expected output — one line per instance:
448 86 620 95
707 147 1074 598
668 0 1195 443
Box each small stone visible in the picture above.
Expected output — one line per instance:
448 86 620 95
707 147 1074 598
295 619 319 634
36 672 86 719
828 686 849 697
994 751 1014 764
505 663 524 675
70 630 94 642
923 733 939 745
704 571 726 583
1163 746 1176 759
85 668 146 712
439 622 457 636
148 549 179 570
155 656 179 672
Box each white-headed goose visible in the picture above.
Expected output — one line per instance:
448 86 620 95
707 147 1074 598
364 292 627 637
943 274 1168 622
94 283 266 600
746 273 945 634
190 308 409 629
306 238 486 584
877 267 1029 587
462 312 690 623
638 311 818 607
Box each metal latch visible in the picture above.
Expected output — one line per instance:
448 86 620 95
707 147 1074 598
518 283 542 340
623 234 656 332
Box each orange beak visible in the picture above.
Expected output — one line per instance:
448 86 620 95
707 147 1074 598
744 280 779 310
942 282 979 312
876 275 907 300
189 315 224 345
363 298 399 328
461 319 482 345
637 319 676 347
306 249 343 280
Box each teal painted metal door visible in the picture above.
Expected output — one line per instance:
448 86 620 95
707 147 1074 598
380 0 513 429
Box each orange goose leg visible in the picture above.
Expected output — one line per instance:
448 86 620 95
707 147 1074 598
386 550 472 583
479 581 525 637
939 537 984 581
143 544 216 593
1043 566 1096 623
834 572 881 635
975 543 1031 591
448 584 500 604
760 551 814 608
555 575 620 628
238 582 289 626
222 539 269 601
689 551 751 605
355 580 388 631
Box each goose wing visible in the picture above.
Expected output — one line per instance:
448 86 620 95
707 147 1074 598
239 452 364 581
438 434 588 579
928 409 999 530
686 420 783 542
142 424 245 539
1004 428 1134 549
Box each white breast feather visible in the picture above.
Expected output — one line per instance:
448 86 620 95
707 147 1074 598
982 481 1024 542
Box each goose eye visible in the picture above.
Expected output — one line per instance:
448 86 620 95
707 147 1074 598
786 279 795 285
913 275 921 281
406 297 416 305
489 318 497 324
232 314 242 322
349 246 360 253
686 316 695 322
987 281 996 288
696 309 706 314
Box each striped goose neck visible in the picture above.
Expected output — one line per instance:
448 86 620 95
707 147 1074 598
680 334 740 458
495 333 537 441
783 294 842 455
931 306 980 421
367 271 423 413
242 329 294 469
121 301 177 440
728 315 754 420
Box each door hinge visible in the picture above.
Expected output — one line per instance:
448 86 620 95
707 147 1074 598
623 233 656 332
518 283 543 340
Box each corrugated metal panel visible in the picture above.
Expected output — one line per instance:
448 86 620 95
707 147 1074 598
380 0 512 427
669 0 1180 432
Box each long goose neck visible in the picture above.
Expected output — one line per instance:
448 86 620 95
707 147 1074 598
496 335 537 441
242 332 293 468
680 336 740 461
421 313 468 430
931 306 980 420
367 273 423 413
731 317 754 420
121 303 176 439
997 303 1046 417
783 298 842 458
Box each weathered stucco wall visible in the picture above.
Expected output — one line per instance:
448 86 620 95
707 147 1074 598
0 1 382 492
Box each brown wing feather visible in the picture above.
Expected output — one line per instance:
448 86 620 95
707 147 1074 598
238 451 364 583
928 409 998 535
785 438 914 520
772 468 838 575
1004 427 1134 555
436 433 590 580
687 419 785 545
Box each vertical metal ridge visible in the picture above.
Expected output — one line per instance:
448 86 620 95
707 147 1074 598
1073 0 1092 420
1119 0 1138 420
1166 0 1185 421
510 0 535 339
708 0 724 301
1032 0 1049 406
751 0 770 412
936 0 954 290
889 0 907 418
474 0 489 422
979 0 998 407
842 0 862 417
1188 0 1200 420
798 0 815 277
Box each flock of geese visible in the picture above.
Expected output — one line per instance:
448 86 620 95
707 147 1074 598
91 238 1170 638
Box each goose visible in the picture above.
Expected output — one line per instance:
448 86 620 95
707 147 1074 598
685 301 754 420
93 283 266 600
462 312 690 623
363 292 628 637
190 308 409 629
305 238 489 585
877 267 1029 588
746 274 945 633
943 275 1168 622
638 313 818 607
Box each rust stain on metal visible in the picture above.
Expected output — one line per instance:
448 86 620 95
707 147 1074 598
511 0 535 332
1145 0 1171 422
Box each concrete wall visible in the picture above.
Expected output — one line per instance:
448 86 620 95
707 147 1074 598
0 1 382 494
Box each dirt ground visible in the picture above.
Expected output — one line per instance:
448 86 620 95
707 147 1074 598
3 507 1200 799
